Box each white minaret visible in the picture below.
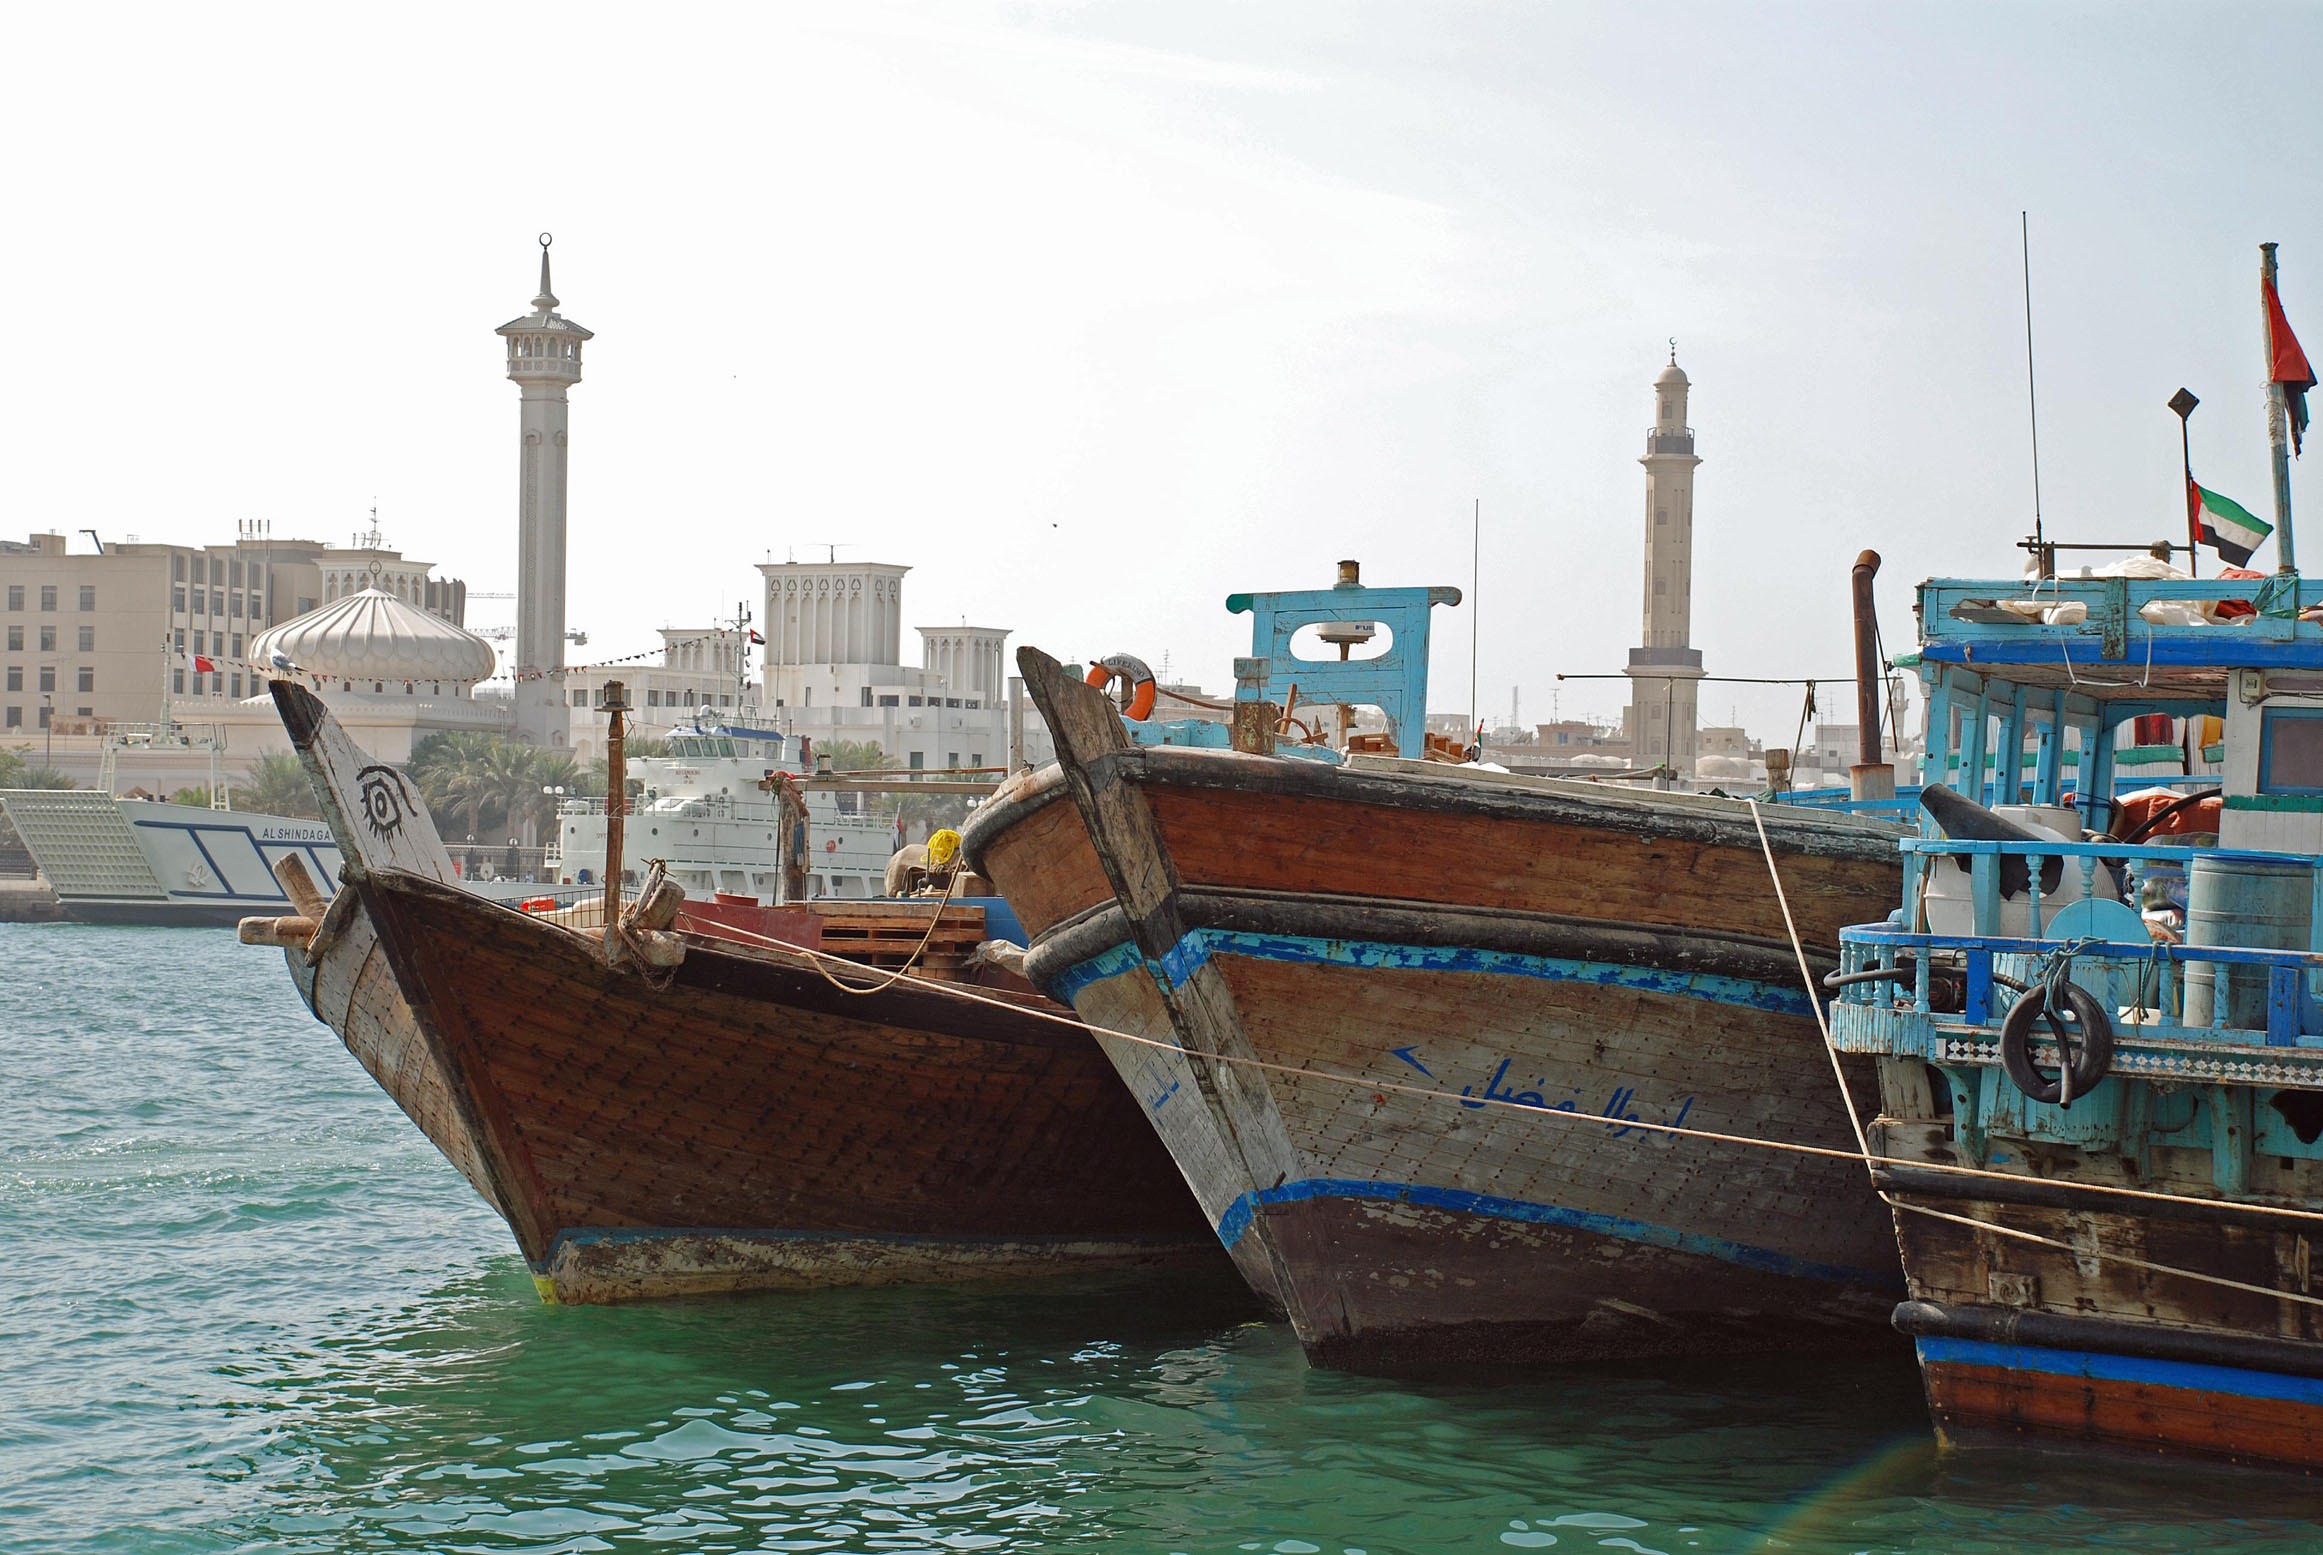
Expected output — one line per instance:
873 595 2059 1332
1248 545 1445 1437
496 236 592 748
1623 349 1705 774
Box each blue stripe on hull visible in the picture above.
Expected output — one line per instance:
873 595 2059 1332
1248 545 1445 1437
1214 1178 1889 1287
1917 1335 2323 1406
1048 927 1811 1017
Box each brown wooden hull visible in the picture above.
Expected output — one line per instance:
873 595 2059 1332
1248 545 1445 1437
291 869 1216 1301
1875 1122 2323 1473
963 733 1908 1371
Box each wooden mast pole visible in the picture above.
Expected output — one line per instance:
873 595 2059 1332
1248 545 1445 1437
601 680 629 944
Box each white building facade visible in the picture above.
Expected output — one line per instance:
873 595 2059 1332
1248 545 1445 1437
756 559 1043 773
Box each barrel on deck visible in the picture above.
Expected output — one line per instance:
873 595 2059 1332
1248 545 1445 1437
2181 854 2316 1031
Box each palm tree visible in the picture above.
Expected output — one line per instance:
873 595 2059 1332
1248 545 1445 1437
0 746 72 789
821 739 893 774
409 731 504 841
817 740 901 825
239 751 320 819
507 751 583 839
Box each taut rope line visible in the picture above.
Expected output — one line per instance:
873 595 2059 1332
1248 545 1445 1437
674 891 2323 1260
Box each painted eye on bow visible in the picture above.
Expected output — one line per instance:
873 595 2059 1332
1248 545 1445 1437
355 766 409 841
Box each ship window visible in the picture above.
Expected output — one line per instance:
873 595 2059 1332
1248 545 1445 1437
2258 708 2323 796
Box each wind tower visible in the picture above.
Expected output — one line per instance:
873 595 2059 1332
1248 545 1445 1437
1623 347 1705 774
497 234 592 748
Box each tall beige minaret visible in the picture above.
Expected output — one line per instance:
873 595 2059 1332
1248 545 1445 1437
1623 349 1705 774
496 236 591 748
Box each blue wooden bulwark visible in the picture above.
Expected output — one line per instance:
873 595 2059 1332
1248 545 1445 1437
1227 579 1461 759
1918 575 2322 670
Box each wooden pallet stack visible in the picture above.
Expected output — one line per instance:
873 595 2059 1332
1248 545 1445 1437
807 900 988 975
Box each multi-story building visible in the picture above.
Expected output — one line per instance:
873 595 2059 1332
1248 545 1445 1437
755 559 1047 773
560 627 761 754
0 529 466 734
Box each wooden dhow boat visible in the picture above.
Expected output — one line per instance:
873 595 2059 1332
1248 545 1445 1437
1828 557 2323 1471
243 681 1214 1303
959 566 1907 1371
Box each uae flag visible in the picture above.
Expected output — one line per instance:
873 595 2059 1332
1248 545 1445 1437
2266 274 2316 455
2189 478 2273 566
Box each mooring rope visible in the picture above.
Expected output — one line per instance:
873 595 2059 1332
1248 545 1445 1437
682 887 2323 1258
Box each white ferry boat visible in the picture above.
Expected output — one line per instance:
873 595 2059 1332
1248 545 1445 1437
549 720 898 901
1 721 344 927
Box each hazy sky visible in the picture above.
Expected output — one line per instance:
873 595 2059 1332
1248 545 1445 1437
5 3 2319 741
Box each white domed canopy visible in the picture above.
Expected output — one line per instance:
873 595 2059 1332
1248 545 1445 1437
1655 361 1689 388
253 588 497 691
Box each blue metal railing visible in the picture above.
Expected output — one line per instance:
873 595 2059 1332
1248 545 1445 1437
1835 836 2323 1049
1834 923 2323 1049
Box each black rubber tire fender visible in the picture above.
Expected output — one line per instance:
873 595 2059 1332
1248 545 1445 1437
1998 981 2114 1106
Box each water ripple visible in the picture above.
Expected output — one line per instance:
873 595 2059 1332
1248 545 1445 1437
5 924 2323 1553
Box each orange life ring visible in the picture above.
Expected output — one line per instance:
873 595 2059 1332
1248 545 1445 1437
1086 654 1158 722
825 838 838 853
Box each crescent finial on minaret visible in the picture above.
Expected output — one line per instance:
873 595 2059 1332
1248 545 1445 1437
1669 336 1677 364
533 232 558 312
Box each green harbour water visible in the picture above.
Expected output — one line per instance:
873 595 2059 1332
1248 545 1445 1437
7 922 2323 1553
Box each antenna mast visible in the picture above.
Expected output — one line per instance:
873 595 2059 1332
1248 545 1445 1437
2022 212 2048 576
1470 497 1481 742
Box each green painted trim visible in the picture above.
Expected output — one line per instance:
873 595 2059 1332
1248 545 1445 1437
2114 744 2187 763
2224 793 2323 813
